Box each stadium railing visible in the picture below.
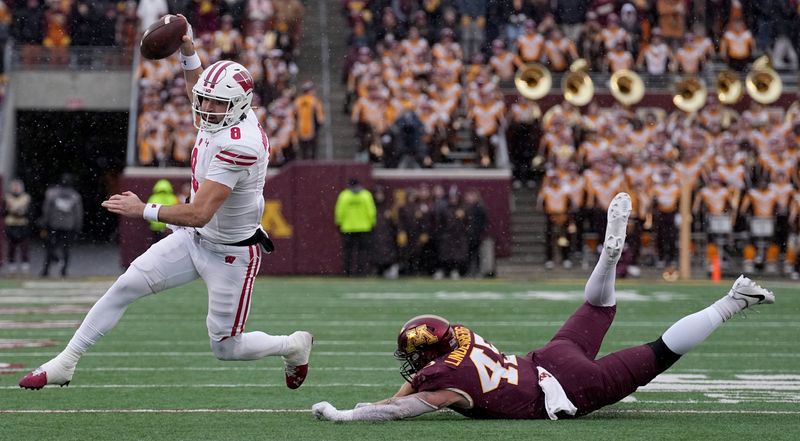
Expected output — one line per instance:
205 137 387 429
11 46 134 72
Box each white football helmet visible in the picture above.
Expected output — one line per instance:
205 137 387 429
192 60 254 132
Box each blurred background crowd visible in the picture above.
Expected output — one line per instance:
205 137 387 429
339 0 800 168
534 99 800 278
334 180 490 279
3 0 800 279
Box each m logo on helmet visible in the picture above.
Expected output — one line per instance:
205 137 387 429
233 71 254 93
404 325 438 353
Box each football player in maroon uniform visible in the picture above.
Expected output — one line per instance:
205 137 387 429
313 192 775 421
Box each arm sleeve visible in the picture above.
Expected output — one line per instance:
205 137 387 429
206 146 257 189
340 396 437 421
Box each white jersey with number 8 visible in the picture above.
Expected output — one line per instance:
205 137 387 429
190 109 270 244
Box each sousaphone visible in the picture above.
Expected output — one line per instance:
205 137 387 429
609 69 644 106
562 59 594 107
515 63 552 100
746 56 782 105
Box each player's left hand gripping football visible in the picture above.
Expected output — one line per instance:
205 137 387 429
102 191 145 218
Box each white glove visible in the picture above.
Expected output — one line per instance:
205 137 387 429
312 401 343 421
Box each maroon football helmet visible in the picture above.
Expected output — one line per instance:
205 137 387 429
394 314 458 382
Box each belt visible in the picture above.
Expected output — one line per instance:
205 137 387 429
225 231 260 246
223 228 275 253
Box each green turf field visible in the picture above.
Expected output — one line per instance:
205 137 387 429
1 277 798 440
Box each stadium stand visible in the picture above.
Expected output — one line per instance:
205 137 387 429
340 1 799 170
135 0 306 167
4 0 800 279
338 1 800 278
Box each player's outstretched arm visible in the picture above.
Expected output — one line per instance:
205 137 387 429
312 390 466 422
392 380 416 398
102 180 231 228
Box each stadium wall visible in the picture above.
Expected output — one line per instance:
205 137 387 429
12 70 132 111
119 163 512 275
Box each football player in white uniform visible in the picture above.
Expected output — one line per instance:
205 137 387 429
19 24 314 390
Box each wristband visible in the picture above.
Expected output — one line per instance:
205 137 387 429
180 52 201 71
143 203 162 222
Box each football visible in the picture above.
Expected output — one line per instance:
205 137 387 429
140 14 188 60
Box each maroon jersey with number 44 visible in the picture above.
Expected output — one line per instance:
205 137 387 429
411 325 548 419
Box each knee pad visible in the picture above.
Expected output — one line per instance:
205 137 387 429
210 336 239 361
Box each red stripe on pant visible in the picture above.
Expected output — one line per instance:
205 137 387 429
231 245 256 336
239 246 261 333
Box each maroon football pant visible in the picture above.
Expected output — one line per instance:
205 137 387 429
529 302 665 417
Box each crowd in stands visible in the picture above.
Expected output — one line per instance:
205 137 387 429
340 0 800 168
368 183 489 279
533 99 800 278
3 0 139 66
5 0 800 278
336 0 800 277
135 0 318 167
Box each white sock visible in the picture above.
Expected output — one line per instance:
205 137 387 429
661 306 725 355
211 332 291 361
711 296 745 322
46 346 81 371
584 248 617 307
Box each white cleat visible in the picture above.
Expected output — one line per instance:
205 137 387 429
604 192 632 261
727 275 775 310
283 331 314 389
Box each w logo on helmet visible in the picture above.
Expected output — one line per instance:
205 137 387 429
404 325 438 353
233 71 254 93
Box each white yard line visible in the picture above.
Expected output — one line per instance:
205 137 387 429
1 383 383 389
1 366 397 372
0 366 795 375
4 351 800 358
0 409 310 414
0 320 82 329
610 409 800 415
1 408 799 415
